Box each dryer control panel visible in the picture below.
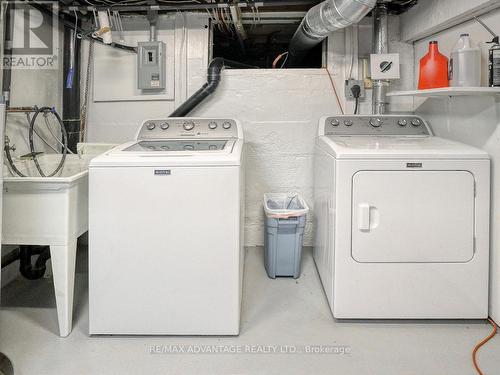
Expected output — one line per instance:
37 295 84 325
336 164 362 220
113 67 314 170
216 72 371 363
136 118 240 140
321 115 431 136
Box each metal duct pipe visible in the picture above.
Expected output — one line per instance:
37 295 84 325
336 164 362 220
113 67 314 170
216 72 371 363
372 2 390 114
287 0 376 67
149 24 157 42
147 9 158 42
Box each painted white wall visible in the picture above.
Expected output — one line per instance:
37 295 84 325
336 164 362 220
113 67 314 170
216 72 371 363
412 8 500 322
192 69 340 246
84 13 209 143
400 0 500 42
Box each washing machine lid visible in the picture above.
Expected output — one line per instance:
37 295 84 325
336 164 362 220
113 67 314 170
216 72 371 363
122 139 231 153
319 136 489 159
89 138 243 167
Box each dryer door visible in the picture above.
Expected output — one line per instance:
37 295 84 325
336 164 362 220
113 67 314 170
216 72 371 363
351 170 475 263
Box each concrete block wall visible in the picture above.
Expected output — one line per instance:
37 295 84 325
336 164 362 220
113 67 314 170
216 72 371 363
192 69 341 246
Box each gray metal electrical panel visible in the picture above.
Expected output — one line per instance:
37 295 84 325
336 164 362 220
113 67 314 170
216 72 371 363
137 41 165 90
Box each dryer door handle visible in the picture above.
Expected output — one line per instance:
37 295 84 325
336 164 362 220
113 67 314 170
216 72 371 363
358 203 371 231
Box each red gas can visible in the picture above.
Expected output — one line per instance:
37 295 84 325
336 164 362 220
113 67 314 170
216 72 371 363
418 41 449 89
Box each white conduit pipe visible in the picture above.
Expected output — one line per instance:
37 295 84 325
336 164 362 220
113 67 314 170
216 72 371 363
97 11 113 44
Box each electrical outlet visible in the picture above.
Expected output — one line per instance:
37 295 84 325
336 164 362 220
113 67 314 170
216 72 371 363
345 79 365 100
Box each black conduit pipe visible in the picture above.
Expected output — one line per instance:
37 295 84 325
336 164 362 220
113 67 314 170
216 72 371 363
2 2 13 104
169 58 257 117
63 25 81 153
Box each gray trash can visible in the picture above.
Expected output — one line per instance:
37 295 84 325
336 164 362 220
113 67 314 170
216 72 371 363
263 193 309 279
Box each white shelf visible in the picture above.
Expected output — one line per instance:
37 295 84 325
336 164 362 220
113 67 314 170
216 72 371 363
387 87 500 97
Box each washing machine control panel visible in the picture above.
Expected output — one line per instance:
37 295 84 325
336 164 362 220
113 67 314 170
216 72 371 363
323 116 431 136
137 118 239 139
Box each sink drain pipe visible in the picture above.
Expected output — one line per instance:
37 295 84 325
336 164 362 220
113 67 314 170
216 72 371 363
286 0 376 67
169 58 256 117
19 246 51 280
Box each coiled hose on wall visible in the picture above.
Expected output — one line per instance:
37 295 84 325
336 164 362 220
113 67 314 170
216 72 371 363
4 106 68 177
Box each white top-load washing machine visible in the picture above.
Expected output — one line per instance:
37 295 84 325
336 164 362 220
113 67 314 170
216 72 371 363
314 115 490 319
89 118 245 335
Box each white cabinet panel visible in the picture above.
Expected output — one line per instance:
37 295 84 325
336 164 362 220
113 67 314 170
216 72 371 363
89 166 241 334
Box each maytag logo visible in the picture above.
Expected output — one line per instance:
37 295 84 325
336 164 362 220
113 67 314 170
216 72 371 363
154 170 171 176
407 162 422 168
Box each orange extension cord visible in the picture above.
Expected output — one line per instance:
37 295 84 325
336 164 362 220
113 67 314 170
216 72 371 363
324 67 345 115
472 318 498 375
272 52 288 68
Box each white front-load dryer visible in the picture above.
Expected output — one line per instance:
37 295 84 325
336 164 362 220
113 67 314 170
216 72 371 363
313 115 490 319
89 118 245 335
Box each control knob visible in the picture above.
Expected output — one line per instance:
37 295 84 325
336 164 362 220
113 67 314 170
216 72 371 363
397 119 407 127
208 121 218 129
369 118 383 128
183 121 195 131
330 119 340 127
344 119 353 126
222 121 232 129
160 122 170 130
146 122 156 130
411 118 421 127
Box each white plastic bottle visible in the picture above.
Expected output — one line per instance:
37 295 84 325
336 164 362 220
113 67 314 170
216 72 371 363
449 33 481 87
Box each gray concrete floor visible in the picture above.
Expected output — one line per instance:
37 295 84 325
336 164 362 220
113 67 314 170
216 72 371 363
0 246 499 375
